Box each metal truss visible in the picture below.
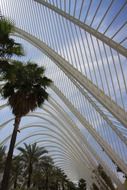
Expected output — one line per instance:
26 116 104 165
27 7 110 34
12 29 127 175
1 115 95 170
50 85 127 173
3 129 94 184
0 104 107 188
0 100 125 190
45 98 125 190
34 0 127 57
14 28 127 128
16 129 93 185
0 33 126 189
1 0 127 188
56 63 127 146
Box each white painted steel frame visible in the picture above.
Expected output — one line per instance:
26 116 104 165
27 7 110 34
51 85 127 175
44 98 126 189
1 29 127 184
59 66 127 146
0 101 125 190
14 28 127 128
46 98 125 189
34 0 127 57
18 136 89 182
16 130 93 185
1 116 95 170
1 0 127 188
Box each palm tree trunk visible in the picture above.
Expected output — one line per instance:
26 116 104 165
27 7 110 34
0 117 21 190
14 174 18 189
55 179 58 190
45 172 49 190
62 180 65 190
27 162 32 188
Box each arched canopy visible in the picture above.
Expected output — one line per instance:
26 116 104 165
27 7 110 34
0 1 127 189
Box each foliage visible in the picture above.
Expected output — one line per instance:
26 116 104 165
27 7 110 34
0 145 6 172
97 165 115 190
0 143 78 190
92 183 99 190
18 143 48 164
78 178 86 190
11 155 23 189
0 14 76 190
0 16 52 190
1 61 52 117
18 143 48 188
0 17 24 60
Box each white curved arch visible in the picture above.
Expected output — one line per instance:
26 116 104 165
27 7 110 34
14 28 127 128
45 98 125 189
16 132 93 183
17 134 93 186
0 103 97 169
3 123 93 170
34 0 127 57
0 101 124 186
12 29 127 176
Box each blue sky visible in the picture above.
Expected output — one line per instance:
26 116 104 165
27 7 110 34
0 0 127 137
0 0 127 182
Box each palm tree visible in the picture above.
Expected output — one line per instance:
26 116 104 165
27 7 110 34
67 181 77 190
0 145 6 172
52 168 67 190
0 17 24 62
0 61 52 190
92 183 99 190
61 172 67 190
97 165 115 190
47 166 68 190
11 155 23 189
18 143 48 188
78 178 86 190
40 156 54 190
0 17 24 90
32 166 45 190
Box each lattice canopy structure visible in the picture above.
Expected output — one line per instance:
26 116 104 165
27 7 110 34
0 0 127 189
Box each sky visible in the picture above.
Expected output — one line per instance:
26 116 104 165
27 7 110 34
0 0 127 183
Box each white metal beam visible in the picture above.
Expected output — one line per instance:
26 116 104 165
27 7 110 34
34 0 127 57
1 116 94 170
61 69 127 146
51 84 127 175
12 28 127 175
14 28 127 129
0 101 124 189
47 98 126 190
